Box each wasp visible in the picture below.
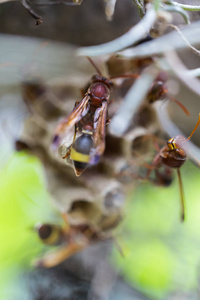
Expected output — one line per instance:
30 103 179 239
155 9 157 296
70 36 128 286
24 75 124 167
147 71 190 116
34 213 102 268
52 57 113 176
52 57 138 176
146 113 200 221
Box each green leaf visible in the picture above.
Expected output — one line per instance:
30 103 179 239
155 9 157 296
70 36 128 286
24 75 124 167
0 152 61 298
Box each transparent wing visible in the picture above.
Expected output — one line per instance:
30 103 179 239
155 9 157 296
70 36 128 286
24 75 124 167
90 101 107 165
52 95 90 147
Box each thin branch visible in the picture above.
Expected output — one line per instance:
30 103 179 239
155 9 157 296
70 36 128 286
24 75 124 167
132 0 145 17
165 50 200 98
166 0 200 11
118 21 200 58
104 0 118 21
77 6 156 56
34 0 82 6
0 0 43 24
109 65 157 136
168 24 200 56
22 0 43 25
162 4 190 24
186 68 200 77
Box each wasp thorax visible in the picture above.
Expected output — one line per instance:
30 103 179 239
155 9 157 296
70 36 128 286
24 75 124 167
90 82 110 101
161 136 187 168
70 134 94 176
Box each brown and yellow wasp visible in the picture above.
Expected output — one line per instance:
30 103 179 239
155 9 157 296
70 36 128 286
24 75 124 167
146 113 200 221
34 213 105 268
52 57 113 176
52 56 140 177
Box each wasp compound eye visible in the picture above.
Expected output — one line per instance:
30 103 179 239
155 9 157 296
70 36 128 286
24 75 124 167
70 134 94 176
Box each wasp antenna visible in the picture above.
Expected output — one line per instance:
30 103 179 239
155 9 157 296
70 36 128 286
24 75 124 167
187 113 200 141
170 97 190 117
86 57 102 76
177 169 185 222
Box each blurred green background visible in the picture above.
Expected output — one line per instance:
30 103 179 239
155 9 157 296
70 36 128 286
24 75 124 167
1 151 200 299
112 161 200 299
0 152 61 299
1 1 200 299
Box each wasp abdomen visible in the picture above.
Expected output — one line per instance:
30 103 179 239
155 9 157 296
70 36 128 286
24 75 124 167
70 134 94 176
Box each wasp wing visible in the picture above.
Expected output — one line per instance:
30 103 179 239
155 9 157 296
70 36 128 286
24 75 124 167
52 94 90 147
90 101 107 165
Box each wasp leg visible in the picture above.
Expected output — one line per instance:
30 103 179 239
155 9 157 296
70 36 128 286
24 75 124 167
61 213 71 234
34 241 88 268
168 96 190 116
177 169 185 222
